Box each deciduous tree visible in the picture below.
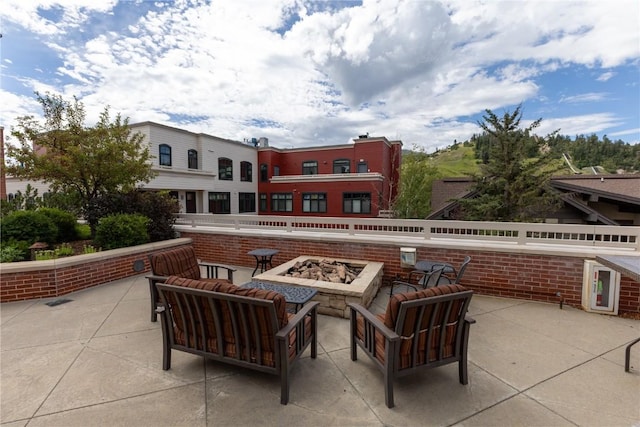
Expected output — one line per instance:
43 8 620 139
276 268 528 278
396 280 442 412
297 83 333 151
5 93 156 217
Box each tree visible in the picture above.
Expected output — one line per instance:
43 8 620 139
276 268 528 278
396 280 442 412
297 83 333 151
393 148 441 218
5 93 156 219
457 105 562 221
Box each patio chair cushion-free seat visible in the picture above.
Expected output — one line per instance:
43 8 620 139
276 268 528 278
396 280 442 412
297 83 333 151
348 284 475 408
155 276 318 405
147 245 236 322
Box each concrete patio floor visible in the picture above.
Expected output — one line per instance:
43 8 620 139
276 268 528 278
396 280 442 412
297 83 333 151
1 266 639 426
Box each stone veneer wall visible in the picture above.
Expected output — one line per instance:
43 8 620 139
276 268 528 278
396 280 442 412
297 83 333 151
182 231 640 316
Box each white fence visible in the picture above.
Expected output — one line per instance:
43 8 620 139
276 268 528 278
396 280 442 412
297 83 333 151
174 214 640 251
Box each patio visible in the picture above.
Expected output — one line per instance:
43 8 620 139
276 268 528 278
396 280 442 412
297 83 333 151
1 266 639 426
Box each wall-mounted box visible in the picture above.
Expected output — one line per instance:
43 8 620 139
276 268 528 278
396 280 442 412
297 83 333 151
582 260 621 315
400 247 416 268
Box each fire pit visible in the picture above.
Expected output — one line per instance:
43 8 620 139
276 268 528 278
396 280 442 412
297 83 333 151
253 256 384 318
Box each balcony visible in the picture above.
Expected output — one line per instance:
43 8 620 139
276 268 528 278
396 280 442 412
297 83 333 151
2 266 638 425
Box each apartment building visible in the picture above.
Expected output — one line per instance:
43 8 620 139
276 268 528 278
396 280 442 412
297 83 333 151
257 135 402 217
130 122 258 214
2 124 402 218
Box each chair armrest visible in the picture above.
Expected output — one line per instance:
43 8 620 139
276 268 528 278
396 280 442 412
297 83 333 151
198 262 237 281
147 274 169 284
276 302 319 339
348 303 399 341
391 280 420 293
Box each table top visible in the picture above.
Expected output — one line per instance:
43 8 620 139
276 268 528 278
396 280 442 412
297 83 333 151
595 255 640 282
247 248 279 257
241 281 317 305
414 259 455 273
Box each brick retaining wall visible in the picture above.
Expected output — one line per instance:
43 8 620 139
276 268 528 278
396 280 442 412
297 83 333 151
183 231 640 316
2 233 638 316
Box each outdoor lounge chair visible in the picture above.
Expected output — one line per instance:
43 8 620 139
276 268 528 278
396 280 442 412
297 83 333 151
389 266 446 295
155 275 319 405
147 245 236 322
348 284 475 408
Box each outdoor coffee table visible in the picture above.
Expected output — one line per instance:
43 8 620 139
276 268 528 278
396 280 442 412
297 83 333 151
241 282 317 313
248 248 279 277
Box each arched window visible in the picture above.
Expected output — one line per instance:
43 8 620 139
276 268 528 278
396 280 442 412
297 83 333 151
218 157 233 180
188 149 198 169
241 161 252 182
159 144 172 166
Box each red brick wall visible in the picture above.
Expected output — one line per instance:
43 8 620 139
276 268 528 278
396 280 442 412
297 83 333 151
183 231 639 316
2 234 638 317
0 246 174 303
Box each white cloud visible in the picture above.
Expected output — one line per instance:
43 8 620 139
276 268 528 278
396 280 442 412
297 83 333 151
0 0 638 152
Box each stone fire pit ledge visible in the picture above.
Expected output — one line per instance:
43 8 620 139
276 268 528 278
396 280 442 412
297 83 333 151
252 255 385 318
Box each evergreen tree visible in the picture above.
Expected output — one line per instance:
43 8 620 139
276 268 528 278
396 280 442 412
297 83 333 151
458 105 562 221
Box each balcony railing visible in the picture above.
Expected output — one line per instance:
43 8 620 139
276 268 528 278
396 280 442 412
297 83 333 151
174 214 640 251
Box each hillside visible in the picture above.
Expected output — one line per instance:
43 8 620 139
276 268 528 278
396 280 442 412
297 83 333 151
420 143 611 179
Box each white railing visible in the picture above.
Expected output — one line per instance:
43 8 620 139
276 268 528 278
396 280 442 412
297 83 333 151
174 214 640 251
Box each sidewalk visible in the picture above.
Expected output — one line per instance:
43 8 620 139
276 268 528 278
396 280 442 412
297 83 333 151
1 267 639 426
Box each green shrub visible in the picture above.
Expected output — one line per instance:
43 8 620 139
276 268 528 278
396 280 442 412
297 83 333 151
76 223 92 240
94 214 150 250
35 250 56 261
0 211 58 245
86 191 178 241
55 243 75 257
83 244 100 254
0 243 27 263
38 208 78 242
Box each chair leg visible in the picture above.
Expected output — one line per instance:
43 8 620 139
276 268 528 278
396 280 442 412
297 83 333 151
280 370 290 405
349 314 358 361
384 367 394 408
149 281 158 322
459 359 468 385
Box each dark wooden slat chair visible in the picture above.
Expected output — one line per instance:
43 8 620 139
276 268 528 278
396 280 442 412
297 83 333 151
156 276 319 405
348 284 475 408
147 245 236 322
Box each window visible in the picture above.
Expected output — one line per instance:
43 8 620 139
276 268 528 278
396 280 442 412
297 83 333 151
159 144 172 166
302 160 318 175
218 157 233 180
357 161 368 173
208 192 230 213
188 149 198 169
241 161 252 182
259 193 268 212
239 192 256 213
303 193 327 213
273 165 280 176
271 193 293 212
260 163 268 182
333 159 350 174
343 192 371 214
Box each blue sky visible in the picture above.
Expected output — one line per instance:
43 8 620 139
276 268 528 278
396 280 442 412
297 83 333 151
1 0 638 151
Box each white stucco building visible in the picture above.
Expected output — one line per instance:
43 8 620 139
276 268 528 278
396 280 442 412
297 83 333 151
4 122 260 214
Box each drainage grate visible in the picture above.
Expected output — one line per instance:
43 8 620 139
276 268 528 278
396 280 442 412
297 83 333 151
45 298 73 307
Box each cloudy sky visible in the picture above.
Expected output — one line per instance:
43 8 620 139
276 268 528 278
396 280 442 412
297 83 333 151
1 0 639 151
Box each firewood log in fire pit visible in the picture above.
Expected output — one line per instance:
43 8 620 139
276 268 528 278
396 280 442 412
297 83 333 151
285 259 363 284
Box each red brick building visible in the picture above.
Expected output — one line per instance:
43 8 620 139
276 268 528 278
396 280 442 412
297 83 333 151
257 135 402 217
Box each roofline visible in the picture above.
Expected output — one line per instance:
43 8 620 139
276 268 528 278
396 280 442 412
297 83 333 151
129 121 250 147
550 180 640 205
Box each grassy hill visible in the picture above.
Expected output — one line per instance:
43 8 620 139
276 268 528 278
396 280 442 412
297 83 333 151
420 144 581 178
